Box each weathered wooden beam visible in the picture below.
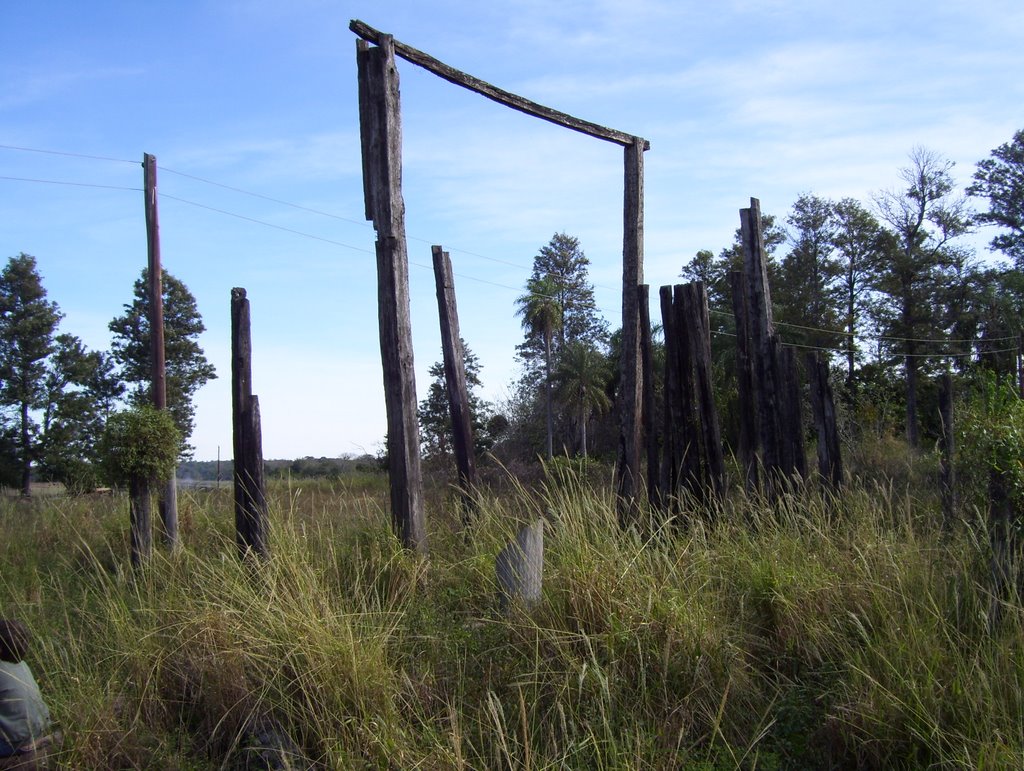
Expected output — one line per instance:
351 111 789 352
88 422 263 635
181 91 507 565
432 245 477 516
807 352 842 494
350 20 648 150
616 140 645 525
357 36 427 553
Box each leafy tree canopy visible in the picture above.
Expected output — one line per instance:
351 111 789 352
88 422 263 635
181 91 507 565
109 268 215 455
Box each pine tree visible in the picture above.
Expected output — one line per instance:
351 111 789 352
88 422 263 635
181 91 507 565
0 254 61 495
109 268 216 455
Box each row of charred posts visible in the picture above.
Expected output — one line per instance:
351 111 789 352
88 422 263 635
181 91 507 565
645 198 844 525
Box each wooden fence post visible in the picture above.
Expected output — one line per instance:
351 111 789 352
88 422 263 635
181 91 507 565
639 285 660 513
730 270 758 492
231 288 269 560
807 352 843 493
740 198 783 492
143 153 178 549
357 36 427 553
682 281 725 502
659 286 680 514
616 139 645 526
432 245 477 516
673 284 702 503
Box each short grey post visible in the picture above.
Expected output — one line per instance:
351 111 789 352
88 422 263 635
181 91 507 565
496 520 544 610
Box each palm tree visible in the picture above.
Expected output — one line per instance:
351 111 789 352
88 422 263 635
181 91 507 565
552 340 611 459
515 275 562 460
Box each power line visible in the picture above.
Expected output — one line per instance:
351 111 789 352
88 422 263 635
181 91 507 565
158 165 373 229
3 146 1018 356
159 193 373 254
2 142 614 289
0 174 141 192
0 143 137 165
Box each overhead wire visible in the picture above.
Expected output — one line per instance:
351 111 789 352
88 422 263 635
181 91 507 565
2 143 1017 360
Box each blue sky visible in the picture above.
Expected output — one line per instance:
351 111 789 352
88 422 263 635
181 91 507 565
2 0 1022 460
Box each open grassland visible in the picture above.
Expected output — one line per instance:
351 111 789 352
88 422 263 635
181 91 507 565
1 465 1022 770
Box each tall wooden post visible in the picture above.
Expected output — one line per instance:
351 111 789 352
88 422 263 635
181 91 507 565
143 153 178 548
231 288 269 560
639 285 660 512
730 270 758 492
659 286 680 514
357 37 426 553
432 245 477 515
741 198 783 491
683 282 725 502
616 139 645 526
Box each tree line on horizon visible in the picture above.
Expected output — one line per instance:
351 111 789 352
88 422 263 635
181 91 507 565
4 131 1023 494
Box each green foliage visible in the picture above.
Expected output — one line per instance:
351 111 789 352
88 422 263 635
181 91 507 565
109 268 216 455
417 342 501 463
98 405 181 487
969 128 1024 267
956 374 1024 511
0 253 62 493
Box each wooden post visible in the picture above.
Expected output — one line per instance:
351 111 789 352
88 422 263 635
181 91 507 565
240 394 269 558
659 286 680 514
639 285 660 512
730 270 758 492
357 37 426 553
740 198 783 490
231 288 269 560
673 285 701 503
616 139 645 526
143 153 178 549
938 371 955 531
432 245 477 516
807 352 843 493
682 282 725 502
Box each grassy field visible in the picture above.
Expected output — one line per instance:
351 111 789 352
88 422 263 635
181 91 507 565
1 459 1022 769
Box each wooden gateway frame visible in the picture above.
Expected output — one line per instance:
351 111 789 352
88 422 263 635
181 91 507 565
352 20 648 549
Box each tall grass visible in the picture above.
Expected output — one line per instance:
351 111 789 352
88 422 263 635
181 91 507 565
1 468 1021 769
